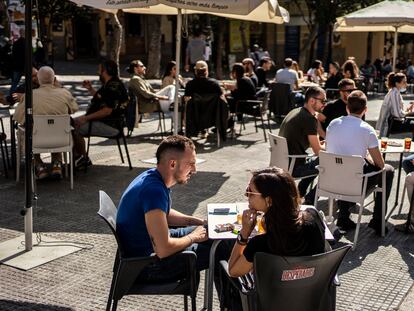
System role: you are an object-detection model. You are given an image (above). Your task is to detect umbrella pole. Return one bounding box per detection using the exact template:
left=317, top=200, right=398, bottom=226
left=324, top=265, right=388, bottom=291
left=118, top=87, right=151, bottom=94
left=392, top=26, right=399, bottom=72
left=24, top=0, right=33, bottom=251
left=173, top=9, right=182, bottom=135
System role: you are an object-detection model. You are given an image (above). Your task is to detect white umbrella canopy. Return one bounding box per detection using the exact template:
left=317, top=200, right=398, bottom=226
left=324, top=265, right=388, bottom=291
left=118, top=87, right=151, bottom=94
left=71, top=0, right=289, bottom=133
left=335, top=0, right=414, bottom=70
left=73, top=0, right=277, bottom=15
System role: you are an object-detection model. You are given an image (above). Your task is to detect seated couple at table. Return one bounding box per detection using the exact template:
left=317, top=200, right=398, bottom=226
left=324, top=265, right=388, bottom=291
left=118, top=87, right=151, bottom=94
left=115, top=135, right=326, bottom=310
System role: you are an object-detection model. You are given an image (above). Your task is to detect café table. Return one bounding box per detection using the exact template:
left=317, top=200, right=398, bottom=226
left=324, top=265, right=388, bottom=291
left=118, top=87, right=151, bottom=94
left=380, top=138, right=414, bottom=212
left=203, top=202, right=334, bottom=311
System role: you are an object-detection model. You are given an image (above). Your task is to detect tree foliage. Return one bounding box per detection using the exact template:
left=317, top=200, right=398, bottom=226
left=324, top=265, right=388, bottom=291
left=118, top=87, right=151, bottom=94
left=284, top=0, right=386, bottom=66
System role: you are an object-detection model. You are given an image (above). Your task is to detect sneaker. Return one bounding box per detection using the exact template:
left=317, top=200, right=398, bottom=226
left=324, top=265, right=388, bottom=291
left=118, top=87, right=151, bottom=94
left=74, top=155, right=92, bottom=170
left=336, top=218, right=357, bottom=231
left=35, top=164, right=49, bottom=180
left=368, top=219, right=389, bottom=236
left=51, top=161, right=63, bottom=179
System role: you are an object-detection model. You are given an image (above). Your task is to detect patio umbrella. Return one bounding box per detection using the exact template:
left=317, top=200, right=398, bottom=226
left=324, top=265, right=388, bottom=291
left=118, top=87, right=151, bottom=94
left=335, top=0, right=414, bottom=71
left=71, top=0, right=289, bottom=134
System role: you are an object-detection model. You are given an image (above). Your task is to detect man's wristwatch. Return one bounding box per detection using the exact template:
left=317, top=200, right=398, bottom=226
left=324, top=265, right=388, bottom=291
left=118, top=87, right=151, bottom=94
left=236, top=233, right=248, bottom=245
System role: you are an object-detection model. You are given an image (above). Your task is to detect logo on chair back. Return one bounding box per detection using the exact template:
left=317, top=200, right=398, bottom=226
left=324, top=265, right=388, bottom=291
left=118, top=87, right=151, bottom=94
left=47, top=119, right=54, bottom=125
left=281, top=266, right=315, bottom=281
left=335, top=157, right=343, bottom=164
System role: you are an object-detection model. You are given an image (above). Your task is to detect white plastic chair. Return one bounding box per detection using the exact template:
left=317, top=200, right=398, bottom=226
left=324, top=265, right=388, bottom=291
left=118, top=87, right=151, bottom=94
left=268, top=132, right=317, bottom=179
left=314, top=152, right=386, bottom=249
left=16, top=115, right=74, bottom=189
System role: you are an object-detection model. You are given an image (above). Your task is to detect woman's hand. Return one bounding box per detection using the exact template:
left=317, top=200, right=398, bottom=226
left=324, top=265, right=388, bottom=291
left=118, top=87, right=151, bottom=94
left=240, top=209, right=257, bottom=238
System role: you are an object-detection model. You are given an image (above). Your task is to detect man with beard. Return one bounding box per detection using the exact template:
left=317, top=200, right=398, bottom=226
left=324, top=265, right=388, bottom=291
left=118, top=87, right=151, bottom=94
left=116, top=135, right=230, bottom=299
left=318, top=78, right=357, bottom=137
left=72, top=59, right=129, bottom=168
left=279, top=86, right=327, bottom=204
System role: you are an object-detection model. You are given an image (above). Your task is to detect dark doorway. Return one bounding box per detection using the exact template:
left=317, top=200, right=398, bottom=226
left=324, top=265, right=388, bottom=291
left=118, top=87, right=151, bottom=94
left=73, top=17, right=98, bottom=58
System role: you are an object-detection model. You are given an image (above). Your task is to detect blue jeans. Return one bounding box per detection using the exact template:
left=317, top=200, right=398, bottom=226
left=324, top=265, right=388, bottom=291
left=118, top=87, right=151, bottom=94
left=292, top=157, right=319, bottom=203
left=9, top=71, right=23, bottom=95
left=138, top=226, right=232, bottom=286
left=402, top=154, right=414, bottom=174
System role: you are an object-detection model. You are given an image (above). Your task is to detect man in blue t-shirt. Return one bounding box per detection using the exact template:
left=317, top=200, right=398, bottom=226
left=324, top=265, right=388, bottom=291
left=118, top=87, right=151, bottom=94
left=116, top=135, right=214, bottom=282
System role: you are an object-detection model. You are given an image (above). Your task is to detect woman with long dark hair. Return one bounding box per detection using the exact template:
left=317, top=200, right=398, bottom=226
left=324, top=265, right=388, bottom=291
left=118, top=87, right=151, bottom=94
left=161, top=60, right=185, bottom=89
left=376, top=72, right=414, bottom=137
left=227, top=167, right=325, bottom=277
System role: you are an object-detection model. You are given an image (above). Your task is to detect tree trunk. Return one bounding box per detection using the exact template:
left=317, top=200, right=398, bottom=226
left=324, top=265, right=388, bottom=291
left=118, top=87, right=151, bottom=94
left=146, top=15, right=162, bottom=78
left=215, top=17, right=225, bottom=80
left=109, top=12, right=122, bottom=76
left=239, top=22, right=248, bottom=57
left=300, top=25, right=318, bottom=69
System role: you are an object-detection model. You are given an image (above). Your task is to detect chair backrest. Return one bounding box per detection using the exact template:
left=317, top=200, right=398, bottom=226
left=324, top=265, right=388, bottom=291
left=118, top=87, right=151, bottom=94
left=33, top=115, right=71, bottom=149
left=269, top=82, right=293, bottom=116
left=254, top=245, right=352, bottom=311
left=318, top=152, right=365, bottom=197
left=268, top=133, right=290, bottom=172
left=186, top=93, right=226, bottom=136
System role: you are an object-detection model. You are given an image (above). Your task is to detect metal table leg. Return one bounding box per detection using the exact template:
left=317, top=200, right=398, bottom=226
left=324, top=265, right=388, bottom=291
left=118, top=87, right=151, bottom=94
left=10, top=115, right=16, bottom=173
left=203, top=239, right=222, bottom=311
left=394, top=153, right=403, bottom=206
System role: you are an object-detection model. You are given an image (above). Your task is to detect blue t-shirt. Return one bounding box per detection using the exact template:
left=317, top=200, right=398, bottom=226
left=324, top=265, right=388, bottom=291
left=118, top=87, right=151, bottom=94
left=116, top=168, right=171, bottom=257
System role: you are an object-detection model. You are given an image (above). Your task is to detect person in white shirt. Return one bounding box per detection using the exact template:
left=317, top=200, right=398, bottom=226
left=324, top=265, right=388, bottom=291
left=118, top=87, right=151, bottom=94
left=275, top=58, right=299, bottom=91
left=326, top=90, right=394, bottom=234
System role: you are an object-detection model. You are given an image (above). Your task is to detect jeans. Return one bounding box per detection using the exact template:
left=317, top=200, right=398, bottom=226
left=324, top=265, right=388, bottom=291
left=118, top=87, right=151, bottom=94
left=9, top=71, right=23, bottom=95
left=138, top=226, right=233, bottom=299
left=402, top=154, right=414, bottom=174
left=337, top=162, right=394, bottom=223
left=292, top=157, right=319, bottom=203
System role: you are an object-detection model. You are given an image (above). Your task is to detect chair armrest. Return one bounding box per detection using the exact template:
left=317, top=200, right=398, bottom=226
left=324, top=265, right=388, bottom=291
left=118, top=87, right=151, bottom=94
left=361, top=168, right=384, bottom=178
left=219, top=260, right=255, bottom=294
left=288, top=154, right=315, bottom=159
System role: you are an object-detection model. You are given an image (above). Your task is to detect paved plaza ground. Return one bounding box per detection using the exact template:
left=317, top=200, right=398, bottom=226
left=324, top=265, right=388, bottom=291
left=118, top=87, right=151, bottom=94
left=0, top=61, right=414, bottom=310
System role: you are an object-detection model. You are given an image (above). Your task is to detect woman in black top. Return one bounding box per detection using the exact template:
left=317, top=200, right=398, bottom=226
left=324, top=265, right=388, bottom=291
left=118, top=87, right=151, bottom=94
left=228, top=167, right=325, bottom=277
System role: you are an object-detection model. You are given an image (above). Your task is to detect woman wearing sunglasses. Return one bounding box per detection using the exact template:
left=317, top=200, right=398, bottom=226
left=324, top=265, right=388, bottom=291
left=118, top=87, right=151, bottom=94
left=227, top=167, right=325, bottom=278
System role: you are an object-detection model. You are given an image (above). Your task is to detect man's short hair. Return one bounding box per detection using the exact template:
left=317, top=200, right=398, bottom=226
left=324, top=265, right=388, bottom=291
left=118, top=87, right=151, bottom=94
left=156, top=135, right=195, bottom=164
left=284, top=58, right=293, bottom=67
left=347, top=90, right=367, bottom=114
left=259, top=57, right=271, bottom=67
left=304, top=85, right=325, bottom=103
left=37, top=66, right=55, bottom=85
left=101, top=59, right=118, bottom=77
left=338, top=78, right=356, bottom=90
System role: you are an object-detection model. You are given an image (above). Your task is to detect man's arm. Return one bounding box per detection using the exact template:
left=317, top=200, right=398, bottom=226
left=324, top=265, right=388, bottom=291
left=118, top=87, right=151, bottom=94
left=167, top=208, right=205, bottom=226
left=145, top=209, right=207, bottom=258
left=308, top=134, right=325, bottom=155
left=367, top=147, right=385, bottom=169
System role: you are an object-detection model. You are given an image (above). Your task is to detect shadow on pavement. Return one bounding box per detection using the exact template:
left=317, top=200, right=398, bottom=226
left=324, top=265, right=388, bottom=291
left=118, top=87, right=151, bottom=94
left=0, top=165, right=228, bottom=235
left=0, top=300, right=74, bottom=311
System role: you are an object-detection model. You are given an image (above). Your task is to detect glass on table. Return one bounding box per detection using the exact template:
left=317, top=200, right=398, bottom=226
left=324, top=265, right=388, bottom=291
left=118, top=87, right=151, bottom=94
left=380, top=137, right=388, bottom=150
left=405, top=137, right=412, bottom=151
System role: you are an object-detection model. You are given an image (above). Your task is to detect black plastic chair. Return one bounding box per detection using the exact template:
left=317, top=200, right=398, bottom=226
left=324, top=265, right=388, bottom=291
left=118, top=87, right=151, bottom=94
left=98, top=190, right=199, bottom=311
left=221, top=244, right=352, bottom=311
left=268, top=83, right=295, bottom=122
left=86, top=114, right=132, bottom=170
left=185, top=93, right=229, bottom=147
left=236, top=90, right=272, bottom=141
